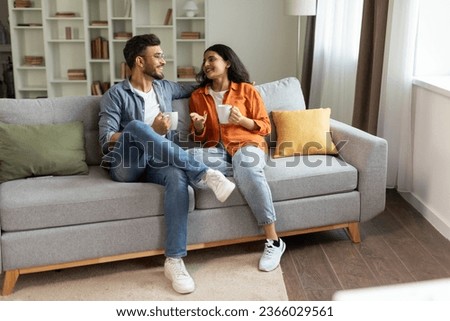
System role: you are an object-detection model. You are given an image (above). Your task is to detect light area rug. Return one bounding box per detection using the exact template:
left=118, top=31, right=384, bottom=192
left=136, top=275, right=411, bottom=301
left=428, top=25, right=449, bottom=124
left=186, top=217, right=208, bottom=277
left=0, top=242, right=288, bottom=301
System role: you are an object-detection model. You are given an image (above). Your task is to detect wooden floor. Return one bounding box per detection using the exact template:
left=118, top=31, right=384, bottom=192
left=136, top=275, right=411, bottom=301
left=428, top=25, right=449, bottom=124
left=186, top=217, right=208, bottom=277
left=280, top=189, right=450, bottom=300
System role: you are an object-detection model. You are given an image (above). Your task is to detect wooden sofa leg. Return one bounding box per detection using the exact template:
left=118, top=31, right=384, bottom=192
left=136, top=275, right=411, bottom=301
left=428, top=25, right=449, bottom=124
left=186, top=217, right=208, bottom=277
left=2, top=270, right=19, bottom=296
left=347, top=222, right=361, bottom=243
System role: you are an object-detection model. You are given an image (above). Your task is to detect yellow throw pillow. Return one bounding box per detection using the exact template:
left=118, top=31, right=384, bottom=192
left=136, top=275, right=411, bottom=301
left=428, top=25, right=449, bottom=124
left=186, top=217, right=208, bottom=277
left=271, top=108, right=338, bottom=158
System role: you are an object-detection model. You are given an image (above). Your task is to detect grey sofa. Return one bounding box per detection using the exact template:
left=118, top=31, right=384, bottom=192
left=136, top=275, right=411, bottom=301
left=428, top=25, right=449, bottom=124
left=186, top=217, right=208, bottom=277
left=0, top=77, right=387, bottom=295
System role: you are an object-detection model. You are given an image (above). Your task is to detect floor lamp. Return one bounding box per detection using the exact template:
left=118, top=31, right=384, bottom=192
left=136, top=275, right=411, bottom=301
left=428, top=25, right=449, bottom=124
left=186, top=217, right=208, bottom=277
left=284, top=0, right=317, bottom=79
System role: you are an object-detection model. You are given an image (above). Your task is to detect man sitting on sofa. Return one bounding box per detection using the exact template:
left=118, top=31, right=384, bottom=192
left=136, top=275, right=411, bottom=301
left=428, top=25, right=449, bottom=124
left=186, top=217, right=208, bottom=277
left=98, top=34, right=235, bottom=294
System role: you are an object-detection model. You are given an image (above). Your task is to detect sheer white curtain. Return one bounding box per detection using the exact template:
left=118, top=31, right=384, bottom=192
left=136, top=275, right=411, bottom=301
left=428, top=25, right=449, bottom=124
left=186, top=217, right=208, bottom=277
left=378, top=0, right=420, bottom=190
left=309, top=0, right=363, bottom=124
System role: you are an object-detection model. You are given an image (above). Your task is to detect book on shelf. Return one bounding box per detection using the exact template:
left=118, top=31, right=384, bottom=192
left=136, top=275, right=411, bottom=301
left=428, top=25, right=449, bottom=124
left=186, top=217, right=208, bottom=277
left=67, top=69, right=86, bottom=74
left=180, top=32, right=201, bottom=39
left=100, top=82, right=111, bottom=93
left=91, top=20, right=108, bottom=26
left=91, top=81, right=111, bottom=96
left=177, top=66, right=196, bottom=79
left=178, top=75, right=196, bottom=79
left=55, top=12, right=77, bottom=18
left=68, top=76, right=87, bottom=80
left=91, top=37, right=109, bottom=59
left=114, top=32, right=132, bottom=40
left=177, top=66, right=195, bottom=73
left=91, top=82, right=101, bottom=96
left=14, top=0, right=32, bottom=8
left=120, top=62, right=131, bottom=79
left=102, top=39, right=109, bottom=59
left=164, top=8, right=173, bottom=25
left=17, top=23, right=43, bottom=27
left=67, top=69, right=86, bottom=80
left=24, top=55, right=44, bottom=66
left=65, top=27, right=72, bottom=40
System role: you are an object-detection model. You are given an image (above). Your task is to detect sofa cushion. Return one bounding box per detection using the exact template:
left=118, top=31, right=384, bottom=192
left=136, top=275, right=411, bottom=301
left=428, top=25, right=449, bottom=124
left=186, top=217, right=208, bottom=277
left=0, top=121, right=88, bottom=183
left=255, top=77, right=306, bottom=147
left=194, top=155, right=357, bottom=209
left=172, top=98, right=200, bottom=149
left=271, top=108, right=338, bottom=158
left=0, top=166, right=195, bottom=232
left=254, top=77, right=306, bottom=112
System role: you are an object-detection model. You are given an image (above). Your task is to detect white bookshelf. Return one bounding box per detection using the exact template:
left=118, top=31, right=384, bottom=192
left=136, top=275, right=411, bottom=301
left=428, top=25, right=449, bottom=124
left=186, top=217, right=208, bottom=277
left=8, top=0, right=208, bottom=98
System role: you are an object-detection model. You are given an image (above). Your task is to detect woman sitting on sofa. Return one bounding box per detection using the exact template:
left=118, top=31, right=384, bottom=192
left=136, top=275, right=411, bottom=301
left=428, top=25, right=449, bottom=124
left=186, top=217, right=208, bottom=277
left=188, top=44, right=286, bottom=272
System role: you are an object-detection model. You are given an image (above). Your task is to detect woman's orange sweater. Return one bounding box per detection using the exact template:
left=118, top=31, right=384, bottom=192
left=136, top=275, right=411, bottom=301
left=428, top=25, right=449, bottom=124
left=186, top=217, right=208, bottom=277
left=189, top=82, right=271, bottom=156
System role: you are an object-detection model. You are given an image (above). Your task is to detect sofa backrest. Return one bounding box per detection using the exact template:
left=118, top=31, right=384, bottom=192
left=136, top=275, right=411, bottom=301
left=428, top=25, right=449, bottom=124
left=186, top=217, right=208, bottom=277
left=0, top=96, right=103, bottom=165
left=255, top=77, right=306, bottom=146
left=255, top=77, right=306, bottom=112
left=0, top=77, right=306, bottom=165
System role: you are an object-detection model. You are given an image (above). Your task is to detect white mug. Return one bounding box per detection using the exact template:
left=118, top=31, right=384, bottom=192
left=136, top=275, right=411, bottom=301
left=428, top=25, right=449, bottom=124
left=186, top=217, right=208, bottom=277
left=217, top=104, right=232, bottom=124
left=163, top=111, right=178, bottom=130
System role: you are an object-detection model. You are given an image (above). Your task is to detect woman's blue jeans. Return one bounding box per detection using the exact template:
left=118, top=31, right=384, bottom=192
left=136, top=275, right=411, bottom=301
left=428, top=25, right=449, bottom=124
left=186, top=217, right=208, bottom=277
left=107, top=120, right=208, bottom=258
left=188, top=145, right=276, bottom=226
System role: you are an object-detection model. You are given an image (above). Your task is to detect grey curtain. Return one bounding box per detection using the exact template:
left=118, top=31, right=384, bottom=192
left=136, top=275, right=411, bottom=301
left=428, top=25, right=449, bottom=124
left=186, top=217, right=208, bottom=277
left=352, top=0, right=390, bottom=134
left=301, top=16, right=316, bottom=109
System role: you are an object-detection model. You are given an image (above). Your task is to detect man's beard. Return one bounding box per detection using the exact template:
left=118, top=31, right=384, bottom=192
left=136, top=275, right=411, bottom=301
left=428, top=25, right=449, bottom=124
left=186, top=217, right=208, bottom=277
left=151, top=70, right=164, bottom=80
left=146, top=66, right=164, bottom=80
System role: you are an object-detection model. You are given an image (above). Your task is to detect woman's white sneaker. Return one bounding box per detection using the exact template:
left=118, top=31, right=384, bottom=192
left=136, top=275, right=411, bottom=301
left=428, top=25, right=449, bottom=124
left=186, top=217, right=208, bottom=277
left=164, top=257, right=195, bottom=294
left=203, top=169, right=235, bottom=202
left=259, top=238, right=286, bottom=272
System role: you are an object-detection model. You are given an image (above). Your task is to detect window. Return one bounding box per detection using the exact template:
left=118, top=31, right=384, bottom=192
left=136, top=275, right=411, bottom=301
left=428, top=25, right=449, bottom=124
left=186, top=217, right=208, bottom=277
left=414, top=0, right=450, bottom=76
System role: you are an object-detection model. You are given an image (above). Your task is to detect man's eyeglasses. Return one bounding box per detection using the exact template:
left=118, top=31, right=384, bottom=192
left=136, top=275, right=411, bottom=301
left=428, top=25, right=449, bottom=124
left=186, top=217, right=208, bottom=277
left=141, top=53, right=166, bottom=60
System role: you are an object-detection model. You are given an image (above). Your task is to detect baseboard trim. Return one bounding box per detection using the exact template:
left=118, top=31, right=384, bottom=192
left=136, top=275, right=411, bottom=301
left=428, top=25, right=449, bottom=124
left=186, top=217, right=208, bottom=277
left=399, top=191, right=450, bottom=240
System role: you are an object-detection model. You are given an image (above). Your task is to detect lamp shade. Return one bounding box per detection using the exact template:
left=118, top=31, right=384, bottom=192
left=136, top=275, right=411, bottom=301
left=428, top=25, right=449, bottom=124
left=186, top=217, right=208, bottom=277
left=284, top=0, right=317, bottom=16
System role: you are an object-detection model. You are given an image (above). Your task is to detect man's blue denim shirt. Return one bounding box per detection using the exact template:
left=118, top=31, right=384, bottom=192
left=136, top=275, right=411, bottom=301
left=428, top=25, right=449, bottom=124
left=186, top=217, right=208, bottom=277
left=98, top=78, right=195, bottom=156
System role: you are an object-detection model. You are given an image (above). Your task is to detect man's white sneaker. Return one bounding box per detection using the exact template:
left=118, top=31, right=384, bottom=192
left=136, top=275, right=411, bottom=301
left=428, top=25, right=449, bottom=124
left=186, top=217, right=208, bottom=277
left=164, top=257, right=195, bottom=294
left=203, top=169, right=235, bottom=202
left=259, top=238, right=286, bottom=272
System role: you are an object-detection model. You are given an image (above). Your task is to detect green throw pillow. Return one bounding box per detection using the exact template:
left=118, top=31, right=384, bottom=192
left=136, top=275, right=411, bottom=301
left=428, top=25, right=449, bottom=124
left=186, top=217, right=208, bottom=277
left=0, top=121, right=88, bottom=183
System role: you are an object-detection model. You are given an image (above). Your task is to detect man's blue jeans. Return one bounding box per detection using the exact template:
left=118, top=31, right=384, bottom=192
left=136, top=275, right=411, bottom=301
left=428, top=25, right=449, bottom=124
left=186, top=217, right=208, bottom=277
left=106, top=120, right=208, bottom=258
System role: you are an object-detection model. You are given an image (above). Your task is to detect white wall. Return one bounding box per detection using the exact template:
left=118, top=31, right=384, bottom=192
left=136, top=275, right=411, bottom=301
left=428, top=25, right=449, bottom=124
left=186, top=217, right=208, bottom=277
left=401, top=83, right=450, bottom=240
left=207, top=0, right=298, bottom=85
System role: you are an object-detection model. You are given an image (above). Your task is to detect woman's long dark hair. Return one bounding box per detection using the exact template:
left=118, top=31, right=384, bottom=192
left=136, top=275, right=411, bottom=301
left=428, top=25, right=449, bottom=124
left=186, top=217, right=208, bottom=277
left=196, top=44, right=251, bottom=87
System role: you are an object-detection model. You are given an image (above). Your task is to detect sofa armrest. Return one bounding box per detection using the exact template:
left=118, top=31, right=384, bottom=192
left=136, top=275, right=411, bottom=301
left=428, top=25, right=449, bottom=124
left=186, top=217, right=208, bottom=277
left=330, top=119, right=388, bottom=222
